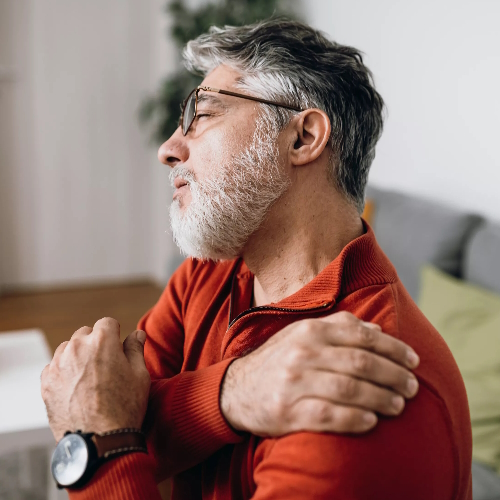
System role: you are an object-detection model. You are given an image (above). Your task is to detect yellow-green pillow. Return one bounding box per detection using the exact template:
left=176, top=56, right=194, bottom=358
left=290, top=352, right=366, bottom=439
left=418, top=265, right=500, bottom=472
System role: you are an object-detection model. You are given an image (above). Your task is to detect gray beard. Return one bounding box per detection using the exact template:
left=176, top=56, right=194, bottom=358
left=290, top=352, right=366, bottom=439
left=169, top=115, right=290, bottom=261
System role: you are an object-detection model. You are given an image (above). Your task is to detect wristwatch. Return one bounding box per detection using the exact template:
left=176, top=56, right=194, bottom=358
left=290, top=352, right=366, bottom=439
left=50, top=428, right=148, bottom=489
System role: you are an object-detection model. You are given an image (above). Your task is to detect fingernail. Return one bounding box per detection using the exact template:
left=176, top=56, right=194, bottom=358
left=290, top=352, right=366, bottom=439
left=407, top=350, right=420, bottom=368
left=392, top=395, right=404, bottom=412
left=407, top=377, right=419, bottom=396
left=136, top=330, right=147, bottom=345
left=363, top=412, right=377, bottom=427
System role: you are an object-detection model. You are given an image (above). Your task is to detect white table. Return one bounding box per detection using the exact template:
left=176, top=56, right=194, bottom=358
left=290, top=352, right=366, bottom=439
left=0, top=329, right=67, bottom=499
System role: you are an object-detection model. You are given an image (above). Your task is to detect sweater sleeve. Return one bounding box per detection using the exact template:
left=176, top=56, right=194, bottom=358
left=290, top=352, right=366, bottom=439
left=251, top=383, right=457, bottom=500
left=68, top=259, right=242, bottom=499
left=139, top=259, right=243, bottom=482
left=68, top=454, right=161, bottom=500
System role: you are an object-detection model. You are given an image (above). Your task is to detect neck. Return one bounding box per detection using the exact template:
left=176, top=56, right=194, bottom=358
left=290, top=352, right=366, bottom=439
left=242, top=183, right=364, bottom=307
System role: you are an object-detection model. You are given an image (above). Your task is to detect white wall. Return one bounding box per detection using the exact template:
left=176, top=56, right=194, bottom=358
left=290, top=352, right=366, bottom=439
left=3, top=0, right=498, bottom=290
left=306, top=0, right=500, bottom=220
left=0, top=0, right=177, bottom=290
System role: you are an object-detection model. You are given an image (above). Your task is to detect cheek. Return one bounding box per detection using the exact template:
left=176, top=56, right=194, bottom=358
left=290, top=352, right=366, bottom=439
left=190, top=122, right=254, bottom=180
left=191, top=130, right=229, bottom=180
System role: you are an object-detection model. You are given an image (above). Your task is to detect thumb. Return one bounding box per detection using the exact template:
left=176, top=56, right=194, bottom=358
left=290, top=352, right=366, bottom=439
left=123, top=330, right=147, bottom=370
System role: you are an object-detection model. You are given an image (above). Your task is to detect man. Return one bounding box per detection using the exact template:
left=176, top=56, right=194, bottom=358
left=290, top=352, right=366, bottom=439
left=41, top=19, right=472, bottom=499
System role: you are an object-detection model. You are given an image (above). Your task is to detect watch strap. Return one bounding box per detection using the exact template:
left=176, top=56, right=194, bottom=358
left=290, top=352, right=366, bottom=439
left=92, top=428, right=148, bottom=460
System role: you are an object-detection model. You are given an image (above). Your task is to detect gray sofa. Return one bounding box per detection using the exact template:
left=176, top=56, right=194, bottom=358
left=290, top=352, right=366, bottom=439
left=367, top=185, right=500, bottom=500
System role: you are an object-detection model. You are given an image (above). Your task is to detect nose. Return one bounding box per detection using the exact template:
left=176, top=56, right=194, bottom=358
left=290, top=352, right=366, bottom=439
left=157, top=127, right=189, bottom=168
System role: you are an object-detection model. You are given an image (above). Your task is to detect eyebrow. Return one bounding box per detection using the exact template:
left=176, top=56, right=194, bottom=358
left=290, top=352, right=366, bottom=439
left=196, top=93, right=229, bottom=109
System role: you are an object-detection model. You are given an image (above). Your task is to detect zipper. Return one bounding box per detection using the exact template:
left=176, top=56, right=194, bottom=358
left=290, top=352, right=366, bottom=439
left=227, top=301, right=332, bottom=330
left=226, top=259, right=334, bottom=330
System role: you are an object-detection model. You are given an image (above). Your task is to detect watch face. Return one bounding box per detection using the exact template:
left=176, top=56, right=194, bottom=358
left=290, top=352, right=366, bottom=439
left=51, top=434, right=89, bottom=487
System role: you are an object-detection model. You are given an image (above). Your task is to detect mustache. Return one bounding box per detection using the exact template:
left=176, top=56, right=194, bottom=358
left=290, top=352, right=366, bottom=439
left=169, top=164, right=197, bottom=189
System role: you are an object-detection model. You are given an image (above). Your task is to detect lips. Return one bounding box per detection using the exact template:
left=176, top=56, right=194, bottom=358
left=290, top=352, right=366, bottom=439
left=173, top=176, right=190, bottom=202
left=174, top=177, right=188, bottom=189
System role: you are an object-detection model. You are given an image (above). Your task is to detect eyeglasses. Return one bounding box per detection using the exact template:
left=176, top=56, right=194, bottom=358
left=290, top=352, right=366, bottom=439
left=179, top=86, right=303, bottom=136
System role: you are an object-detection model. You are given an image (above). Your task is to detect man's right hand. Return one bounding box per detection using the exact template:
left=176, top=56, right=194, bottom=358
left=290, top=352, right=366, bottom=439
left=220, top=311, right=419, bottom=436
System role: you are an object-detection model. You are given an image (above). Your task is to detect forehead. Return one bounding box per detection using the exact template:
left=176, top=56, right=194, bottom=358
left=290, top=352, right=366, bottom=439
left=201, top=64, right=244, bottom=92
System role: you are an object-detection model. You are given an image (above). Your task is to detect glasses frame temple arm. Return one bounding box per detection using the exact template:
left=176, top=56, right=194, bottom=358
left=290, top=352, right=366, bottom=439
left=198, top=86, right=303, bottom=112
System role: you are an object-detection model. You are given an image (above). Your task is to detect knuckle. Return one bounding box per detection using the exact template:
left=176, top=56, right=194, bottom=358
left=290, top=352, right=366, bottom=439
left=72, top=326, right=91, bottom=338
left=281, top=364, right=301, bottom=385
left=53, top=341, right=68, bottom=358
left=303, top=399, right=331, bottom=425
left=315, top=401, right=331, bottom=424
left=96, top=316, right=118, bottom=327
left=357, top=324, right=376, bottom=347
left=336, top=375, right=358, bottom=399
left=336, top=311, right=355, bottom=324
left=303, top=320, right=329, bottom=344
left=295, top=319, right=315, bottom=338
left=352, top=350, right=372, bottom=374
left=286, top=344, right=310, bottom=367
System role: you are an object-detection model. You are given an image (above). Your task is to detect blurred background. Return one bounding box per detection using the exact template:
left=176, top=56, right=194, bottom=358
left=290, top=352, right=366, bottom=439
left=0, top=0, right=499, bottom=499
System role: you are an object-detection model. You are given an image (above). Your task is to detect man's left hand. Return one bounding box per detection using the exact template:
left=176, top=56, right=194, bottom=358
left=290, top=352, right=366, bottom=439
left=41, top=317, right=150, bottom=442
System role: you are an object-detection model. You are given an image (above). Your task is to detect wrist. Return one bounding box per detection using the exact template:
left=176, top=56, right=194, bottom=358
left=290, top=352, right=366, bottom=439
left=220, top=358, right=246, bottom=432
left=51, top=428, right=148, bottom=489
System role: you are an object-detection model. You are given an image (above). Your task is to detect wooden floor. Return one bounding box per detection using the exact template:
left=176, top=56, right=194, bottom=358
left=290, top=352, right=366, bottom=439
left=0, top=280, right=173, bottom=498
left=0, top=281, right=164, bottom=352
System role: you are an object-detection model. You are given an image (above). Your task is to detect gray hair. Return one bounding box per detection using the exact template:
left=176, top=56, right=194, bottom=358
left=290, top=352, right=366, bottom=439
left=183, top=18, right=385, bottom=213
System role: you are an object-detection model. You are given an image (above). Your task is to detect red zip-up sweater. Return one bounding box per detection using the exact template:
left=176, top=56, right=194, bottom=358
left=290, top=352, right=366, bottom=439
left=69, top=225, right=472, bottom=499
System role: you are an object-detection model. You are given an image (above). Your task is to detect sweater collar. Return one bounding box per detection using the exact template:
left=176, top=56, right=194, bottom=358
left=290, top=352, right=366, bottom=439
left=236, top=222, right=397, bottom=309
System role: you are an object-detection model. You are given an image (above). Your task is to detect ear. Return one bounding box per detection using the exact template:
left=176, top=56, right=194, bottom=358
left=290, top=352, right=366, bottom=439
left=289, top=108, right=331, bottom=166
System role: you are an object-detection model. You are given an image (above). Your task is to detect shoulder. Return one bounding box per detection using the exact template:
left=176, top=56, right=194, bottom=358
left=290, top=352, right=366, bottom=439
left=252, top=383, right=457, bottom=500
left=336, top=282, right=400, bottom=336
left=321, top=280, right=472, bottom=499
left=337, top=279, right=458, bottom=369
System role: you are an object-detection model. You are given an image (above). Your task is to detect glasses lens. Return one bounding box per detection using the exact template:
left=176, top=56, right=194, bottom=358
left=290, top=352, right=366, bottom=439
left=182, top=91, right=196, bottom=135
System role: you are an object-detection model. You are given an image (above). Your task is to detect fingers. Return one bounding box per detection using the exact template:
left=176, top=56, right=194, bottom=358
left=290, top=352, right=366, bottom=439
left=93, top=317, right=120, bottom=338
left=71, top=326, right=92, bottom=340
left=53, top=340, right=69, bottom=359
left=299, top=370, right=406, bottom=417
left=315, top=346, right=419, bottom=398
left=90, top=317, right=122, bottom=351
left=123, top=330, right=148, bottom=372
left=53, top=320, right=121, bottom=366
left=289, top=398, right=377, bottom=434
left=368, top=330, right=419, bottom=369
left=318, top=312, right=420, bottom=369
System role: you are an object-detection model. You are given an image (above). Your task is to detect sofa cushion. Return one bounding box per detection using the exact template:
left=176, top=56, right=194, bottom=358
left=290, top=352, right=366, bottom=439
left=464, top=221, right=500, bottom=295
left=365, top=186, right=482, bottom=299
left=472, top=461, right=500, bottom=500
left=418, top=265, right=500, bottom=473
